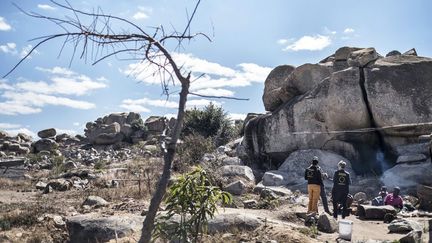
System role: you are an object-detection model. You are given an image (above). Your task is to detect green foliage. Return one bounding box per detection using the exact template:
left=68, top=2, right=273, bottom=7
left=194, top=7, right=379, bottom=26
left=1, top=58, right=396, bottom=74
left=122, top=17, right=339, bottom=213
left=94, top=159, right=107, bottom=170
left=182, top=103, right=236, bottom=146
left=175, top=134, right=215, bottom=171
left=153, top=167, right=232, bottom=242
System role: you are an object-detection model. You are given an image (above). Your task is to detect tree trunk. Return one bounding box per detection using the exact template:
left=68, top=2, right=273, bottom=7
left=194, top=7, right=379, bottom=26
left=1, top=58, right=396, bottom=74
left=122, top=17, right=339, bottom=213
left=139, top=80, right=189, bottom=243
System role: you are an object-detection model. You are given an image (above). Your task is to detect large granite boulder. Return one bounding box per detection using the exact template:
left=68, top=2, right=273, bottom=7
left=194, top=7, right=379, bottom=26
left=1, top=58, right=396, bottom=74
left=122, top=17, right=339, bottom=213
left=381, top=160, right=432, bottom=192
left=262, top=65, right=295, bottom=111
left=67, top=213, right=144, bottom=243
left=32, top=138, right=59, bottom=153
left=245, top=46, right=432, bottom=183
left=365, top=55, right=432, bottom=148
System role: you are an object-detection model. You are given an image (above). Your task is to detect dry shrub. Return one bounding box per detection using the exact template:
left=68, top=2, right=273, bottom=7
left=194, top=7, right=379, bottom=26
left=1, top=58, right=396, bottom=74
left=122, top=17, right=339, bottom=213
left=91, top=157, right=163, bottom=201
left=174, top=134, right=215, bottom=173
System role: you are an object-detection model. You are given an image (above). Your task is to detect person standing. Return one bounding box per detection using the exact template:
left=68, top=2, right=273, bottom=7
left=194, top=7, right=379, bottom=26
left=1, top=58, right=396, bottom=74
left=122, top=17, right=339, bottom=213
left=304, top=156, right=323, bottom=214
left=332, top=160, right=351, bottom=219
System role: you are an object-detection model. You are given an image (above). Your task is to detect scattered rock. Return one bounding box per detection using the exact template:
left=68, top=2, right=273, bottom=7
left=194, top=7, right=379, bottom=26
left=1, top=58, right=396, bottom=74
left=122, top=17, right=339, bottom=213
left=388, top=218, right=422, bottom=233
left=262, top=170, right=289, bottom=186
left=220, top=165, right=255, bottom=183
left=35, top=181, right=47, bottom=190
left=317, top=213, right=338, bottom=233
left=399, top=230, right=422, bottom=243
left=82, top=196, right=109, bottom=208
left=221, top=157, right=243, bottom=166
left=38, top=128, right=57, bottom=139
left=243, top=200, right=258, bottom=209
left=403, top=48, right=417, bottom=56
left=224, top=180, right=247, bottom=195
left=417, top=184, right=432, bottom=211
left=45, top=179, right=72, bottom=192
left=33, top=138, right=58, bottom=153
left=207, top=213, right=263, bottom=234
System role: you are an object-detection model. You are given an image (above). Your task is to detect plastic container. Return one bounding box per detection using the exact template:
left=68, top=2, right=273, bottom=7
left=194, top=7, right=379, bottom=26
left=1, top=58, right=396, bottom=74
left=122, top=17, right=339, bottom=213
left=338, top=219, right=353, bottom=241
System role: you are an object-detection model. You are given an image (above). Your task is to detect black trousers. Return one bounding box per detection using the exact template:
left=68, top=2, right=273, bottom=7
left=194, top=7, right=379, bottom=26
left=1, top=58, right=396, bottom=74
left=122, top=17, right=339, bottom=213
left=332, top=193, right=348, bottom=219
left=320, top=184, right=330, bottom=213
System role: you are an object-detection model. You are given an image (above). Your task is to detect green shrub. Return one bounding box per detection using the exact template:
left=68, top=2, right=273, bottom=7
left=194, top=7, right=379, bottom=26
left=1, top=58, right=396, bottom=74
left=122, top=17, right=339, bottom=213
left=153, top=167, right=232, bottom=242
left=182, top=103, right=236, bottom=146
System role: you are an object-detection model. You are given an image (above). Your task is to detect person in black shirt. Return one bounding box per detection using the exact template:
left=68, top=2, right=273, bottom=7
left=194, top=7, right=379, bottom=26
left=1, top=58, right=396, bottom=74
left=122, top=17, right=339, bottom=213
left=304, top=156, right=323, bottom=213
left=331, top=160, right=351, bottom=219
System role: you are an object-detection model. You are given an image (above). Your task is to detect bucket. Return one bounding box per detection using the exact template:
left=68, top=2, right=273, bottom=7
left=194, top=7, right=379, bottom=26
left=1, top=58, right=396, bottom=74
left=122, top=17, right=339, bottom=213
left=338, top=219, right=353, bottom=241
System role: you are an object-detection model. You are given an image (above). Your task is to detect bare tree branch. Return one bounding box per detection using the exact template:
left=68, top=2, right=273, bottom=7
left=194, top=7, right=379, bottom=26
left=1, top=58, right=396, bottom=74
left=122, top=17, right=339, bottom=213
left=189, top=92, right=249, bottom=101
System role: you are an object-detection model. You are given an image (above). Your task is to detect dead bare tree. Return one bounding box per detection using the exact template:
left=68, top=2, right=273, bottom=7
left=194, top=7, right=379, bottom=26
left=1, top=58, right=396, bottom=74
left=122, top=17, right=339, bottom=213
left=3, top=0, right=223, bottom=242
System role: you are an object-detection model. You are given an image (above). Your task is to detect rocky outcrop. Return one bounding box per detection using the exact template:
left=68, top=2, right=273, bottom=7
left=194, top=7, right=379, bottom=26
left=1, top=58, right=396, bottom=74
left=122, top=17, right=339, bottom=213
left=85, top=112, right=148, bottom=145
left=381, top=160, right=432, bottom=192
left=245, top=47, right=432, bottom=178
left=38, top=128, right=56, bottom=139
left=0, top=131, right=32, bottom=156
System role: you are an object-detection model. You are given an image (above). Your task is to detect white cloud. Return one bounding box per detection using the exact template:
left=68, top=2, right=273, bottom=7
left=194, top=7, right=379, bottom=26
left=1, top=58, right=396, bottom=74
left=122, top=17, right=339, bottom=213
left=186, top=99, right=221, bottom=108
left=37, top=4, right=56, bottom=11
left=4, top=128, right=36, bottom=138
left=2, top=91, right=96, bottom=111
left=73, top=122, right=80, bottom=126
left=344, top=28, right=355, bottom=34
left=193, top=88, right=234, bottom=97
left=56, top=128, right=77, bottom=135
left=277, top=39, right=288, bottom=45
left=0, top=67, right=106, bottom=115
left=20, top=45, right=39, bottom=58
left=282, top=35, right=331, bottom=51
left=0, top=17, right=11, bottom=31
left=0, top=123, right=22, bottom=129
left=18, top=66, right=107, bottom=96
left=0, top=42, right=17, bottom=54
left=133, top=12, right=149, bottom=20
left=123, top=52, right=271, bottom=94
left=228, top=113, right=247, bottom=121
left=119, top=103, right=151, bottom=113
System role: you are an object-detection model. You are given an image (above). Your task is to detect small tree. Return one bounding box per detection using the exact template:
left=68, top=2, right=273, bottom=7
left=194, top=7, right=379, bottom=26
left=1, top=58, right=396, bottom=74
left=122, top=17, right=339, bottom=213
left=153, top=167, right=232, bottom=242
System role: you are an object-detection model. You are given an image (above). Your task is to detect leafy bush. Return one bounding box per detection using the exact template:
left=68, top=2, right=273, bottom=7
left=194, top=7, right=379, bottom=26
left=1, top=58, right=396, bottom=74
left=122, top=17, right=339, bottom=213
left=182, top=103, right=236, bottom=146
left=153, top=167, right=232, bottom=242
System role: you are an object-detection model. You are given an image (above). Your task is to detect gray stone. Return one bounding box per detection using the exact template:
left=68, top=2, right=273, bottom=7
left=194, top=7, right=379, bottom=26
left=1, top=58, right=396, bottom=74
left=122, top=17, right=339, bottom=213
left=388, top=218, right=422, bottom=233
left=396, top=154, right=427, bottom=164
left=221, top=157, right=243, bottom=166
left=243, top=200, right=258, bottom=209
left=207, top=213, right=262, bottom=234
left=353, top=192, right=367, bottom=203
left=347, top=48, right=379, bottom=67
left=220, top=165, right=255, bottom=183
left=93, top=132, right=124, bottom=145
left=403, top=48, right=417, bottom=56
left=46, top=179, right=72, bottom=192
left=278, top=149, right=353, bottom=189
left=357, top=205, right=396, bottom=219
left=417, top=184, right=432, bottom=211
left=253, top=182, right=293, bottom=197
left=386, top=50, right=401, bottom=57
left=317, top=213, right=338, bottom=233
left=64, top=161, right=78, bottom=170
left=399, top=230, right=422, bottom=243
left=35, top=181, right=47, bottom=190
left=33, top=138, right=58, bottom=152
left=335, top=46, right=362, bottom=61
left=262, top=170, right=290, bottom=186
left=262, top=65, right=296, bottom=111
left=145, top=116, right=166, bottom=132
left=67, top=213, right=144, bottom=243
left=381, top=161, right=432, bottom=192
left=38, top=128, right=57, bottom=139
left=224, top=180, right=247, bottom=195
left=395, top=143, right=430, bottom=157
left=82, top=196, right=109, bottom=208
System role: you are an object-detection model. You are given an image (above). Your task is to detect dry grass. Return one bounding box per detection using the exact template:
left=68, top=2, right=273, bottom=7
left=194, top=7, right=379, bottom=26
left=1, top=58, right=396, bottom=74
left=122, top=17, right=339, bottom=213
left=0, top=178, right=31, bottom=190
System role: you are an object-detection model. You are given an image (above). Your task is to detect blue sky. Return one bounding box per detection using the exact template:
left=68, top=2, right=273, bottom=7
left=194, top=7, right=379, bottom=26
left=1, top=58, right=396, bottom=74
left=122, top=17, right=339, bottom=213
left=1, top=0, right=432, bottom=137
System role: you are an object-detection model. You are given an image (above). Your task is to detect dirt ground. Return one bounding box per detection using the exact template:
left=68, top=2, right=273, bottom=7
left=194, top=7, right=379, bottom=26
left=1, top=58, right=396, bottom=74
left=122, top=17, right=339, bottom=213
left=1, top=182, right=431, bottom=243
